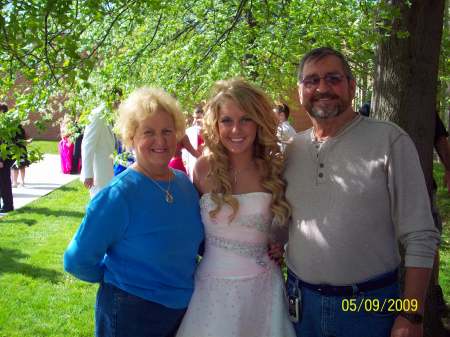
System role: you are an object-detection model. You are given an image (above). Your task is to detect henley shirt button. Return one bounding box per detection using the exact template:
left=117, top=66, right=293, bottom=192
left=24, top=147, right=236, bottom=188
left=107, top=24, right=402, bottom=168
left=318, top=172, right=324, bottom=178
left=319, top=163, right=324, bottom=168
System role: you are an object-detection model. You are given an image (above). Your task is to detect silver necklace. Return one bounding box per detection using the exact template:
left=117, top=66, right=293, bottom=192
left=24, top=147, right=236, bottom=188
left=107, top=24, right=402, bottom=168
left=139, top=165, right=174, bottom=203
left=230, top=161, right=255, bottom=185
left=151, top=177, right=174, bottom=203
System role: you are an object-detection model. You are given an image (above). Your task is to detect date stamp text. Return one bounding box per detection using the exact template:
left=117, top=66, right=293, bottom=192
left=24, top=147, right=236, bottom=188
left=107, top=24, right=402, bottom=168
left=341, top=298, right=418, bottom=313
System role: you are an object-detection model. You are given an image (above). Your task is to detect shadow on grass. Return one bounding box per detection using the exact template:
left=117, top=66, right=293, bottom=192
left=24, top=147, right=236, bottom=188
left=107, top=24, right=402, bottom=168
left=58, top=185, right=78, bottom=192
left=0, top=218, right=37, bottom=226
left=0, top=247, right=62, bottom=283
left=14, top=206, right=85, bottom=219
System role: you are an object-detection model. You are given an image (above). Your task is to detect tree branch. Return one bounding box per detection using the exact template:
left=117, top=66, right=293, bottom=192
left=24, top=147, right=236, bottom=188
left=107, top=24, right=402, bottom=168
left=0, top=17, right=30, bottom=69
left=124, top=19, right=199, bottom=70
left=129, top=12, right=163, bottom=66
left=178, top=0, right=248, bottom=82
left=44, top=11, right=59, bottom=85
left=85, top=0, right=138, bottom=61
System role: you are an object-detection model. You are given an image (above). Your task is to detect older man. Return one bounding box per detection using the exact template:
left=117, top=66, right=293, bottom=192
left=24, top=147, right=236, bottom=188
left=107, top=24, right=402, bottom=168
left=284, top=47, right=439, bottom=337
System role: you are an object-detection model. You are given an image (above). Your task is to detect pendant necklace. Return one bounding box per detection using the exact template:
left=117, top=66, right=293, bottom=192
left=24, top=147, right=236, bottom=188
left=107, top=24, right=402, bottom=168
left=230, top=161, right=255, bottom=185
left=139, top=165, right=174, bottom=203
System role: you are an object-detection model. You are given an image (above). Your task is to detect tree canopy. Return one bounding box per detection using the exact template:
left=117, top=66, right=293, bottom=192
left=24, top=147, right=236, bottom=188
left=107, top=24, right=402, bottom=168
left=0, top=0, right=447, bottom=123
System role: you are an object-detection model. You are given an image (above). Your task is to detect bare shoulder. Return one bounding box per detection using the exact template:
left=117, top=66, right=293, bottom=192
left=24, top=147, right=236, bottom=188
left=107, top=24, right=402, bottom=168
left=193, top=156, right=212, bottom=194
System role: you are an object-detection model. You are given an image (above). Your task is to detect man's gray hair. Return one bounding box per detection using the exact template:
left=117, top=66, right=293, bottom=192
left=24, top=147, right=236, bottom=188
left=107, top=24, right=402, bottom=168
left=297, top=47, right=354, bottom=81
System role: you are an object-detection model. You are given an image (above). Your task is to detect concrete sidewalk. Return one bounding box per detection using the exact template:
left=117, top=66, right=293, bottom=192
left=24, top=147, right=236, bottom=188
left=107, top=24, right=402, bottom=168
left=0, top=154, right=78, bottom=216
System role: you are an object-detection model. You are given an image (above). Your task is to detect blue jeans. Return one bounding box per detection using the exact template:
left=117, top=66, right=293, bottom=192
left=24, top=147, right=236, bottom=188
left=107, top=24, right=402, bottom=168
left=95, top=282, right=186, bottom=337
left=286, top=271, right=400, bottom=337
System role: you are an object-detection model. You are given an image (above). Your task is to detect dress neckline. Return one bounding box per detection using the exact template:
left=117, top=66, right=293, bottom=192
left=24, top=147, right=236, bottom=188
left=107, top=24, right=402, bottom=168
left=200, top=191, right=271, bottom=201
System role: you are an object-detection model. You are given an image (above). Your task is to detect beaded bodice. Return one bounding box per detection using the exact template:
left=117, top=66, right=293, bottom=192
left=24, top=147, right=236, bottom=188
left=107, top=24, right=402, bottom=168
left=198, top=192, right=273, bottom=276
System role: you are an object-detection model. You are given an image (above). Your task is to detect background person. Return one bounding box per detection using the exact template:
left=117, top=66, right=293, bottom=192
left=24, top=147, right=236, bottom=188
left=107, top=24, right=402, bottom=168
left=275, top=102, right=296, bottom=152
left=431, top=111, right=450, bottom=316
left=182, top=104, right=204, bottom=179
left=80, top=89, right=122, bottom=198
left=64, top=87, right=204, bottom=337
left=358, top=101, right=371, bottom=117
left=168, top=134, right=202, bottom=174
left=11, top=123, right=30, bottom=187
left=0, top=102, right=14, bottom=213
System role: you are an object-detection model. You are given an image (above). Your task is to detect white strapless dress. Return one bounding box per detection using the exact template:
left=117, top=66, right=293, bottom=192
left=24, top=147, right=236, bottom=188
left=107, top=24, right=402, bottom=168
left=176, top=192, right=295, bottom=337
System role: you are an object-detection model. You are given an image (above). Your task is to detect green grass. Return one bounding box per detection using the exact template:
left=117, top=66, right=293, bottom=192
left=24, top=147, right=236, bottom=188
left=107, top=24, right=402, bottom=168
left=0, top=180, right=93, bottom=337
left=31, top=140, right=59, bottom=155
left=0, top=166, right=448, bottom=336
left=434, top=163, right=450, bottom=302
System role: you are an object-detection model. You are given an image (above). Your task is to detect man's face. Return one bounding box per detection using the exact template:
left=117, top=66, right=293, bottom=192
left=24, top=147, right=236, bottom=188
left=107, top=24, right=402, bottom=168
left=298, top=55, right=355, bottom=120
left=278, top=112, right=287, bottom=123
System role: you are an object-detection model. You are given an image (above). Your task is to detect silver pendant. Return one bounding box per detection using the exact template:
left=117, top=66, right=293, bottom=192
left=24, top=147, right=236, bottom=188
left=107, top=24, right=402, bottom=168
left=165, top=191, right=174, bottom=203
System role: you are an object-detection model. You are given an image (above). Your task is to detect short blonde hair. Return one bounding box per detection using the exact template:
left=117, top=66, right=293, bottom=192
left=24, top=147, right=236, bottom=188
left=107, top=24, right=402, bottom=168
left=116, top=87, right=185, bottom=148
left=203, top=78, right=291, bottom=228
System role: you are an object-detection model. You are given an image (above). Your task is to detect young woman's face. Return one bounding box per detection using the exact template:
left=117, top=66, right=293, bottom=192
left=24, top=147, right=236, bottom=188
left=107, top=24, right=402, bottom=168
left=217, top=99, right=257, bottom=157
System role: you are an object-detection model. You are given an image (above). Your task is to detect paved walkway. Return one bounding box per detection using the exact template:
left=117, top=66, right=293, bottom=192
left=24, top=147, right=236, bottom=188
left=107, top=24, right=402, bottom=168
left=0, top=154, right=78, bottom=216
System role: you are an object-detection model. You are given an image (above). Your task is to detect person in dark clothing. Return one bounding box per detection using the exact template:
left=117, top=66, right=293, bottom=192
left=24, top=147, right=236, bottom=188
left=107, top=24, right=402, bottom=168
left=0, top=102, right=14, bottom=213
left=358, top=101, right=370, bottom=117
left=70, top=123, right=83, bottom=174
left=432, top=111, right=450, bottom=316
left=11, top=124, right=30, bottom=187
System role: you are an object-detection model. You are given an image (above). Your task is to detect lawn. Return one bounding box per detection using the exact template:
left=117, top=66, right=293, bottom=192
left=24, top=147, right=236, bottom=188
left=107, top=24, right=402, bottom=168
left=0, top=181, right=94, bottom=337
left=0, top=166, right=448, bottom=336
left=30, top=140, right=59, bottom=155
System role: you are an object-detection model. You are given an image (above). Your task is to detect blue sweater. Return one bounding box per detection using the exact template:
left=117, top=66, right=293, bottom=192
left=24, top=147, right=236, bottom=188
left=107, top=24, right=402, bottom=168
left=64, top=168, right=204, bottom=309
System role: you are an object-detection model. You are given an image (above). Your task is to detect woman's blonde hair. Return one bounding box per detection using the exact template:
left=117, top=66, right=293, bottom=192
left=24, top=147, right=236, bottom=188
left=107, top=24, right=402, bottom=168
left=115, top=87, right=185, bottom=148
left=203, top=78, right=291, bottom=227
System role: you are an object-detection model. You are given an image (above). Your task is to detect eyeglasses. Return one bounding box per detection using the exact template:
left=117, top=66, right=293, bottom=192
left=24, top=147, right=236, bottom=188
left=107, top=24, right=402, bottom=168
left=300, top=73, right=347, bottom=89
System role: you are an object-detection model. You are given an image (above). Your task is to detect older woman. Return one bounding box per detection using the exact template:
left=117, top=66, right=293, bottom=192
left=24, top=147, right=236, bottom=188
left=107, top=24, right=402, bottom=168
left=64, top=87, right=204, bottom=337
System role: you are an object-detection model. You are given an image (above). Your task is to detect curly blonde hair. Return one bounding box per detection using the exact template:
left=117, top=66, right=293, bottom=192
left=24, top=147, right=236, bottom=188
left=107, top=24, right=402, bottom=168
left=115, top=87, right=185, bottom=148
left=203, top=78, right=291, bottom=228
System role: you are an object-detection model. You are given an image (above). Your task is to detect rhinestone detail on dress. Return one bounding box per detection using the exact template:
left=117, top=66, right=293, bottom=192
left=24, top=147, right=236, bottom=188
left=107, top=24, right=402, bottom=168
left=206, top=234, right=268, bottom=267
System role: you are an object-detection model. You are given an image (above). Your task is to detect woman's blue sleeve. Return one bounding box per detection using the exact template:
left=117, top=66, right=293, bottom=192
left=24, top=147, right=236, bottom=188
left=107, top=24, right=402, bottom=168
left=63, top=188, right=129, bottom=282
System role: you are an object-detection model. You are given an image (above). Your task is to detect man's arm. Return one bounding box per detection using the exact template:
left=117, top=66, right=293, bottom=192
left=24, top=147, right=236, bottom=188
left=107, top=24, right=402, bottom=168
left=388, top=134, right=440, bottom=337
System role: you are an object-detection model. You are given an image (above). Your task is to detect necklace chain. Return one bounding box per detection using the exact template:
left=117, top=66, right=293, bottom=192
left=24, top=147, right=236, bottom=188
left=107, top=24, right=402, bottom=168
left=230, top=161, right=255, bottom=185
left=138, top=165, right=174, bottom=203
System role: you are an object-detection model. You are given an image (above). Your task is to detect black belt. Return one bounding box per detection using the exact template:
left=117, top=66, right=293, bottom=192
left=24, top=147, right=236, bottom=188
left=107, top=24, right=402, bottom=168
left=288, top=268, right=398, bottom=296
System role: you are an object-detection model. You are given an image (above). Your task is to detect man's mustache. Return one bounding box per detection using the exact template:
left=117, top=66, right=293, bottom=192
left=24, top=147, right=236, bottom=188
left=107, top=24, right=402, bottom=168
left=312, top=93, right=339, bottom=101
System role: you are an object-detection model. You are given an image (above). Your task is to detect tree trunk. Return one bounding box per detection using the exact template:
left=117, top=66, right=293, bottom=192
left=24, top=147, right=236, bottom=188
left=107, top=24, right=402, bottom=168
left=372, top=1, right=445, bottom=336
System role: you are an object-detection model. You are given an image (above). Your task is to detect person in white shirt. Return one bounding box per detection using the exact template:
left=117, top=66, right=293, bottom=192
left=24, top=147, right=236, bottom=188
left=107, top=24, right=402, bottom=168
left=81, top=89, right=122, bottom=198
left=275, top=103, right=296, bottom=152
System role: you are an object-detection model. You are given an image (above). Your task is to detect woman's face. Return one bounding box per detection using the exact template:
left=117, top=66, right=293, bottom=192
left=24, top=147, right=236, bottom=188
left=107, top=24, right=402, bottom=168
left=217, top=99, right=257, bottom=158
left=132, top=110, right=177, bottom=171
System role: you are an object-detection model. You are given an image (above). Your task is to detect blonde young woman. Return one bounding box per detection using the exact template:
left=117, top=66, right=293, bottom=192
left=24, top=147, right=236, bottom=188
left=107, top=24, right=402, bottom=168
left=176, top=79, right=295, bottom=337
